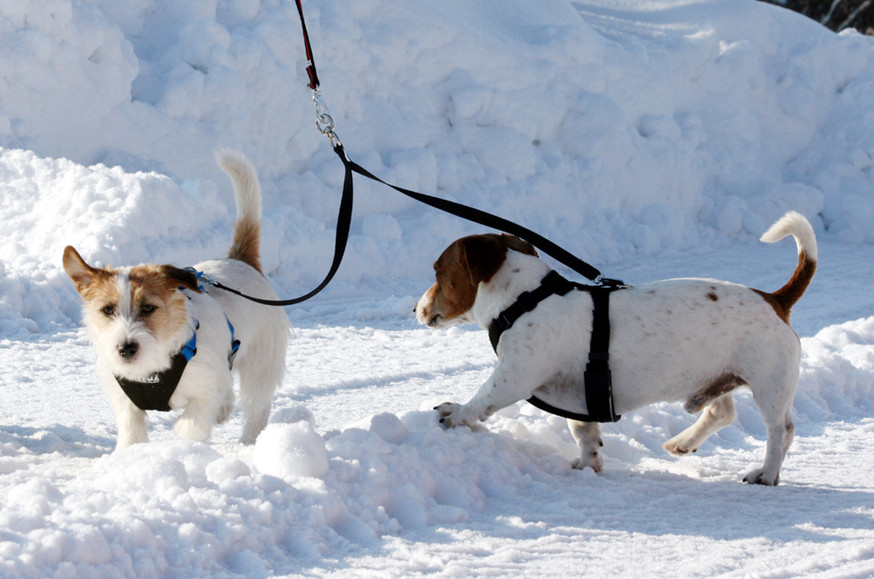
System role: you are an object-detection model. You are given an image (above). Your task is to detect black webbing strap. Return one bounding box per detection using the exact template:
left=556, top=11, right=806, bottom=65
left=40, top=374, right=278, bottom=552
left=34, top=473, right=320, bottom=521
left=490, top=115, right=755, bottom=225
left=209, top=146, right=354, bottom=306
left=488, top=271, right=579, bottom=351
left=488, top=271, right=623, bottom=423
left=582, top=286, right=620, bottom=422
left=212, top=1, right=608, bottom=307
left=115, top=352, right=189, bottom=412
left=338, top=146, right=604, bottom=282
left=210, top=143, right=606, bottom=306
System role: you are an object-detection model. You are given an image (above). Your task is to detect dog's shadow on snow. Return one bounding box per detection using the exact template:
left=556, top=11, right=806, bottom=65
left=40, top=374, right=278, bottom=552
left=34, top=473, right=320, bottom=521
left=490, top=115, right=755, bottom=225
left=0, top=423, right=113, bottom=459
left=315, top=468, right=874, bottom=575
left=555, top=469, right=874, bottom=542
left=310, top=419, right=874, bottom=574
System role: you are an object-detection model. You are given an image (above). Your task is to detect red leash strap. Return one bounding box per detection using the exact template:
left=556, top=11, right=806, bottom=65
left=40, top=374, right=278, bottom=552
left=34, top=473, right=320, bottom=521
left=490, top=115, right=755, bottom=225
left=294, top=0, right=320, bottom=90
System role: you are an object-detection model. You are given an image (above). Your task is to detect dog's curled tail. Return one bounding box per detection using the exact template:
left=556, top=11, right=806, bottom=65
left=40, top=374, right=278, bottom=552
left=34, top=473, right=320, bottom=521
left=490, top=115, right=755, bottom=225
left=216, top=150, right=262, bottom=273
left=760, top=211, right=817, bottom=313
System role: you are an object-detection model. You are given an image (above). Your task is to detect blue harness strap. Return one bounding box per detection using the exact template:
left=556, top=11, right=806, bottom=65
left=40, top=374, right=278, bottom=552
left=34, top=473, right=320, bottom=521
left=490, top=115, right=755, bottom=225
left=227, top=319, right=240, bottom=369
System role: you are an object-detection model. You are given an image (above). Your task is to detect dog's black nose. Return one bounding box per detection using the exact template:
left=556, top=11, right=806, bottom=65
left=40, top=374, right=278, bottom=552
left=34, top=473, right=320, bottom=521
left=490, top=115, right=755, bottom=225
left=118, top=342, right=139, bottom=359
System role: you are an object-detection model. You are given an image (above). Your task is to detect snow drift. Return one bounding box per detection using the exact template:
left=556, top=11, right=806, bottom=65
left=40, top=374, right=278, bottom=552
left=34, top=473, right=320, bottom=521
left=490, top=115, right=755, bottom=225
left=2, top=0, right=874, bottom=577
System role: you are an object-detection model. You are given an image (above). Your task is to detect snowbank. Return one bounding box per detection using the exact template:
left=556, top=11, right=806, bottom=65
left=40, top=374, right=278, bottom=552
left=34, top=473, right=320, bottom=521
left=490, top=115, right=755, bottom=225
left=2, top=0, right=874, bottom=336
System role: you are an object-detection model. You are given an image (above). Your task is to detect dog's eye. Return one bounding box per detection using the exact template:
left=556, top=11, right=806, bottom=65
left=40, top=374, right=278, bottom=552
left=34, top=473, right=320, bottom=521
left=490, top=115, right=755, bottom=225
left=140, top=304, right=158, bottom=316
left=101, top=304, right=116, bottom=317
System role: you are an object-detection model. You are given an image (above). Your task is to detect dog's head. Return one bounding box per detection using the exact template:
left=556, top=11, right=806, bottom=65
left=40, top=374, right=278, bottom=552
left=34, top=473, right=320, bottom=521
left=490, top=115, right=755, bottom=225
left=414, top=234, right=537, bottom=328
left=63, top=246, right=201, bottom=377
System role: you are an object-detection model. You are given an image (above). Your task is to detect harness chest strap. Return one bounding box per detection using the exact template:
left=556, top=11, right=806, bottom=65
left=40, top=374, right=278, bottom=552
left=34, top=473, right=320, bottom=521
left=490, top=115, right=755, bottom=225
left=488, top=271, right=624, bottom=423
left=116, top=327, right=198, bottom=412
left=114, top=279, right=242, bottom=412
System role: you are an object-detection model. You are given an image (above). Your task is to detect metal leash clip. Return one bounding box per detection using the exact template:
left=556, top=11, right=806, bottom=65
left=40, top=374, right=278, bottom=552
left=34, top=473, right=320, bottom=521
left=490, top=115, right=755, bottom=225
left=313, top=89, right=341, bottom=147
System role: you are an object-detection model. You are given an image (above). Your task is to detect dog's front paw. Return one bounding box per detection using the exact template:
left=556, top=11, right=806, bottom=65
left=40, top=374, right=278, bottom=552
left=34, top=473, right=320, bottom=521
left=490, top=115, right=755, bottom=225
left=174, top=416, right=212, bottom=442
left=663, top=438, right=698, bottom=456
left=571, top=453, right=603, bottom=473
left=434, top=402, right=469, bottom=428
left=743, top=468, right=780, bottom=486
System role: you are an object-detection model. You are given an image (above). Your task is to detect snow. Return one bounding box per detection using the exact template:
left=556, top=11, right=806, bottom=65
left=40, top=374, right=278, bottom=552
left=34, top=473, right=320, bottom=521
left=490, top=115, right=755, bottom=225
left=1, top=0, right=874, bottom=576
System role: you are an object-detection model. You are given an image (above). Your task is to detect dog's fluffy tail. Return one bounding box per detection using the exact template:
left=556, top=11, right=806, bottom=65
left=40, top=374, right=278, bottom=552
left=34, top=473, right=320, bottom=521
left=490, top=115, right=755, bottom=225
left=216, top=150, right=262, bottom=273
left=760, top=211, right=817, bottom=314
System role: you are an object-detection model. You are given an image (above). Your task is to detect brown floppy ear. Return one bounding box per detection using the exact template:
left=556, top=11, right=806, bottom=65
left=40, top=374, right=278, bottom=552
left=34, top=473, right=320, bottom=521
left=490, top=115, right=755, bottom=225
left=161, top=266, right=203, bottom=293
left=62, top=246, right=106, bottom=293
left=499, top=234, right=538, bottom=257
left=459, top=235, right=509, bottom=285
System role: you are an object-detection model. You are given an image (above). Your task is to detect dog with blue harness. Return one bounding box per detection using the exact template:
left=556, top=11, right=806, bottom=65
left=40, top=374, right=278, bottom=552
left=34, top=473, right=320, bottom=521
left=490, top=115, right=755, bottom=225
left=63, top=151, right=288, bottom=450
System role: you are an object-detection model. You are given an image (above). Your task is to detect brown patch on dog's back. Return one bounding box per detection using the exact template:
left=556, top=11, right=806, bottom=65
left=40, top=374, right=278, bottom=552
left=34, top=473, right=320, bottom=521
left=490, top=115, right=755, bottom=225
left=684, top=373, right=746, bottom=413
left=754, top=290, right=789, bottom=324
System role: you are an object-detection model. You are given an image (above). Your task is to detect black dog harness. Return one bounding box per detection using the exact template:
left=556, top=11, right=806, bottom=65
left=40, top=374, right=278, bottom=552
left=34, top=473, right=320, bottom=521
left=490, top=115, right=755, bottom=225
left=115, top=278, right=241, bottom=412
left=488, top=270, right=625, bottom=423
left=116, top=327, right=199, bottom=412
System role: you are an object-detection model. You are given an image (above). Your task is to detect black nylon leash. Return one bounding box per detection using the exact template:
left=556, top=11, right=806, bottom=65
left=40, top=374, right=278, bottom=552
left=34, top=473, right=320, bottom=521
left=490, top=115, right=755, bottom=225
left=207, top=145, right=354, bottom=306
left=283, top=0, right=624, bottom=424
left=212, top=2, right=610, bottom=306
left=338, top=145, right=604, bottom=282
left=208, top=138, right=608, bottom=306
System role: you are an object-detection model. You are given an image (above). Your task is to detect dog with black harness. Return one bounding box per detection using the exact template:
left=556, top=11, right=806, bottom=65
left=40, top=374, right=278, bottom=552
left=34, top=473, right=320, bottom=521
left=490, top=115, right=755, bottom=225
left=415, top=212, right=816, bottom=486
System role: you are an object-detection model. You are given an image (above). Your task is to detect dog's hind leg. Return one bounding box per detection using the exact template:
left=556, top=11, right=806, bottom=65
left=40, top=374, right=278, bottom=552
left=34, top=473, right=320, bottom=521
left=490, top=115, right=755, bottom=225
left=568, top=420, right=603, bottom=472
left=742, top=359, right=799, bottom=485
left=664, top=393, right=736, bottom=456
left=743, top=407, right=795, bottom=486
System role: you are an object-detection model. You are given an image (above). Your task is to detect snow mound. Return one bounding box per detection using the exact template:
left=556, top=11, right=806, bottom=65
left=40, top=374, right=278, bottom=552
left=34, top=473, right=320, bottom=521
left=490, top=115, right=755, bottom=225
left=1, top=0, right=873, bottom=336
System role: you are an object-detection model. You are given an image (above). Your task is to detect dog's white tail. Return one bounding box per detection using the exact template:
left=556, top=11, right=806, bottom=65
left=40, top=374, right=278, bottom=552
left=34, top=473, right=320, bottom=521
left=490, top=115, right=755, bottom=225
left=760, top=211, right=817, bottom=314
left=216, top=150, right=262, bottom=273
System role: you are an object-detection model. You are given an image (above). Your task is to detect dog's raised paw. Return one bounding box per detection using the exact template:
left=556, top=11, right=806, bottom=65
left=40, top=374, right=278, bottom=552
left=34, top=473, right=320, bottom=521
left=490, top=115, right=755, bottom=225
left=662, top=437, right=699, bottom=456
left=434, top=402, right=464, bottom=427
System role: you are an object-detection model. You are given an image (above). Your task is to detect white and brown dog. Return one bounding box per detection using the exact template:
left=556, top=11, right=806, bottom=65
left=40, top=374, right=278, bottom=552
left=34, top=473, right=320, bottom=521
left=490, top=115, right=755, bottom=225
left=63, top=151, right=288, bottom=450
left=415, top=212, right=816, bottom=485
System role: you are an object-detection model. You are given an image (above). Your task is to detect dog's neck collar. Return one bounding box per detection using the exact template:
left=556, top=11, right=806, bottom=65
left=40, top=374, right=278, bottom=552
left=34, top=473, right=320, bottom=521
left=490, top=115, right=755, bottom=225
left=488, top=270, right=626, bottom=423
left=115, top=325, right=198, bottom=412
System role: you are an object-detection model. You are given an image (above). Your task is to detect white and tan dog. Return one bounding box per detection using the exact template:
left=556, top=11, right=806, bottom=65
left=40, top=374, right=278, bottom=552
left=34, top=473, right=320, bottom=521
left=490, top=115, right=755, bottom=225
left=415, top=212, right=816, bottom=485
left=63, top=151, right=288, bottom=450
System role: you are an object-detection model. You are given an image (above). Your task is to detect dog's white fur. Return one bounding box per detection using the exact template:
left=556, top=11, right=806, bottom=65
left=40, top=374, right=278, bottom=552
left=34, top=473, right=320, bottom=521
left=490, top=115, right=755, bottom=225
left=63, top=151, right=288, bottom=449
left=415, top=211, right=817, bottom=485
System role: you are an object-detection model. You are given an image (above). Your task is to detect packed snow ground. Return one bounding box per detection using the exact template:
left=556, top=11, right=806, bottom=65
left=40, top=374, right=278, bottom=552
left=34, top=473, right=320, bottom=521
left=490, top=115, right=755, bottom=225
left=1, top=0, right=874, bottom=577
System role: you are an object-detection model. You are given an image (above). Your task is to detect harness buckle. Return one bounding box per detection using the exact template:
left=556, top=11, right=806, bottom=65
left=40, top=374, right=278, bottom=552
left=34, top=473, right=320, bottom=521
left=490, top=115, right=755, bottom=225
left=596, top=276, right=626, bottom=289
left=182, top=267, right=217, bottom=289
